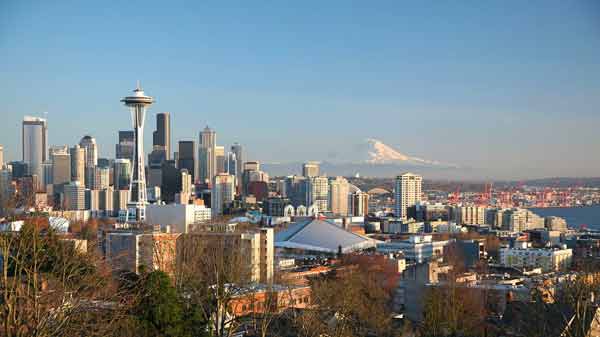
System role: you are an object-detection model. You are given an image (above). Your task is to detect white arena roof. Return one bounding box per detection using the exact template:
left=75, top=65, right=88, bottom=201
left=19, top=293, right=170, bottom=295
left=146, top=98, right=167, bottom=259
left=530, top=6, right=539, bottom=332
left=275, top=219, right=377, bottom=254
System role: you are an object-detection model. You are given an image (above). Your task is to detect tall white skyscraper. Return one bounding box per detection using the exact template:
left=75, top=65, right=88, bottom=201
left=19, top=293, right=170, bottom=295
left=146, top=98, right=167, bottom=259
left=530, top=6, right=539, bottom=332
left=121, top=83, right=153, bottom=222
left=0, top=145, right=4, bottom=168
left=199, top=126, right=216, bottom=184
left=329, top=176, right=350, bottom=216
left=79, top=135, right=98, bottom=188
left=22, top=116, right=48, bottom=178
left=394, top=172, right=422, bottom=220
left=211, top=173, right=235, bottom=216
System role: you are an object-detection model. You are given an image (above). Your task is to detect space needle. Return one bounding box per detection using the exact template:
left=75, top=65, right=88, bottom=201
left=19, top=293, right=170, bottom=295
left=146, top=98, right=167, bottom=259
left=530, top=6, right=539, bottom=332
left=121, top=82, right=154, bottom=223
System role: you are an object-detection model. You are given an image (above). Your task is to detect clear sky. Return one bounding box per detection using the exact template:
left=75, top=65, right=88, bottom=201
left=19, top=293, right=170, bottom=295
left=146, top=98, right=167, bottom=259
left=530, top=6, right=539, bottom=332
left=1, top=0, right=599, bottom=179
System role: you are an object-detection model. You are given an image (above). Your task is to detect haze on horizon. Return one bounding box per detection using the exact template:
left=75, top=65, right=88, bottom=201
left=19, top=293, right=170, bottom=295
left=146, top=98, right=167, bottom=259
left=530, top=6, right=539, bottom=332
left=1, top=0, right=599, bottom=180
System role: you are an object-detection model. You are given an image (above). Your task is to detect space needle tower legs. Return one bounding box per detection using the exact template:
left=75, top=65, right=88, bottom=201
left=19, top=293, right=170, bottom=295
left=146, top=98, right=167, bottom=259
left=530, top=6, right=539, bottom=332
left=120, top=82, right=154, bottom=223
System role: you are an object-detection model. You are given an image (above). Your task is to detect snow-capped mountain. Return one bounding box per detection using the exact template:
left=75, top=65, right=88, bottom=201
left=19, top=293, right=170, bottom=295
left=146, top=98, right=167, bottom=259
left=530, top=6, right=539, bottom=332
left=363, top=138, right=457, bottom=168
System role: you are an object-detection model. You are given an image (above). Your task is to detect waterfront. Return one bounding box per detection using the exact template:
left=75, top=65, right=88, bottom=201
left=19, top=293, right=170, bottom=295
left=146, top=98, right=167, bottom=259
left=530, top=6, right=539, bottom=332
left=530, top=205, right=600, bottom=229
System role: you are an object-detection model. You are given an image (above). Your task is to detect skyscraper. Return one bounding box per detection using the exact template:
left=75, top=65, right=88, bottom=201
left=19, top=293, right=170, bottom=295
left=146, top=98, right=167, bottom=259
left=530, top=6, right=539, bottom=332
left=160, top=160, right=181, bottom=203
left=70, top=144, right=86, bottom=185
left=215, top=146, right=225, bottom=174
left=177, top=141, right=197, bottom=183
left=121, top=83, right=153, bottom=222
left=329, top=176, right=350, bottom=215
left=199, top=126, right=216, bottom=184
left=350, top=191, right=369, bottom=216
left=284, top=175, right=307, bottom=207
left=211, top=173, right=235, bottom=216
left=302, top=161, right=320, bottom=178
left=226, top=152, right=237, bottom=177
left=79, top=135, right=98, bottom=188
left=231, top=143, right=243, bottom=183
left=306, top=176, right=329, bottom=212
left=93, top=166, right=110, bottom=190
left=0, top=145, right=4, bottom=168
left=148, top=113, right=170, bottom=188
left=113, top=159, right=131, bottom=190
left=42, top=161, right=53, bottom=187
left=63, top=181, right=85, bottom=210
left=22, top=116, right=48, bottom=179
left=152, top=112, right=171, bottom=160
left=115, top=130, right=134, bottom=161
left=52, top=152, right=71, bottom=186
left=394, top=173, right=422, bottom=220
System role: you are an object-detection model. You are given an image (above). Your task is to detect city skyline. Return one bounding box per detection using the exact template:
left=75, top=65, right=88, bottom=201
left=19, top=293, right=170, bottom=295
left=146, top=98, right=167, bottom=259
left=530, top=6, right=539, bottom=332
left=1, top=1, right=599, bottom=179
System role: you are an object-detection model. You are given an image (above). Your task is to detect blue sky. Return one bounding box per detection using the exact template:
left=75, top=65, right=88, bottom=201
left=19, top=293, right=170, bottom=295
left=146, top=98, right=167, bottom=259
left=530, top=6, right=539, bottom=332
left=1, top=1, right=599, bottom=178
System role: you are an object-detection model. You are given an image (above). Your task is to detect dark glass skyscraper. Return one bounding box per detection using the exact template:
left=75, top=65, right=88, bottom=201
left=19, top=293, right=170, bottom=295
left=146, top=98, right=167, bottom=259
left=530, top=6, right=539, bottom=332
left=152, top=112, right=171, bottom=160
left=115, top=130, right=134, bottom=161
left=177, top=140, right=197, bottom=183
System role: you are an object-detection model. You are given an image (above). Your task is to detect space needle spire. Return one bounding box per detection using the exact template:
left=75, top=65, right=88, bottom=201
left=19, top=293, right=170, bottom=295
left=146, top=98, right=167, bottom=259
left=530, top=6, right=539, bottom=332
left=120, top=82, right=154, bottom=223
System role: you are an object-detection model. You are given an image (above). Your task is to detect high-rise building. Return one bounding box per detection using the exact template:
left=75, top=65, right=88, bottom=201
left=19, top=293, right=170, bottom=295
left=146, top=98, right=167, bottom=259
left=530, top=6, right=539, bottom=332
left=41, top=161, right=53, bottom=188
left=215, top=146, right=225, bottom=174
left=0, top=166, right=12, bottom=200
left=199, top=126, right=216, bottom=184
left=49, top=145, right=68, bottom=160
left=22, top=116, right=48, bottom=178
left=329, top=176, right=350, bottom=215
left=241, top=161, right=269, bottom=196
left=284, top=175, right=307, bottom=207
left=115, top=130, right=134, bottom=161
left=63, top=181, right=85, bottom=210
left=93, top=166, right=110, bottom=190
left=230, top=143, right=243, bottom=183
left=350, top=191, right=369, bottom=216
left=178, top=169, right=193, bottom=204
left=177, top=141, right=197, bottom=183
left=113, top=159, right=131, bottom=190
left=70, top=144, right=86, bottom=185
left=0, top=145, right=4, bottom=168
left=211, top=173, right=235, bottom=216
left=147, top=162, right=162, bottom=188
left=52, top=152, right=71, bottom=186
left=148, top=113, right=170, bottom=184
left=394, top=173, right=422, bottom=220
left=226, top=152, right=237, bottom=179
left=306, top=176, right=329, bottom=212
left=302, top=161, right=320, bottom=178
left=160, top=160, right=181, bottom=203
left=152, top=112, right=171, bottom=160
left=99, top=187, right=114, bottom=216
left=79, top=135, right=98, bottom=189
left=121, top=83, right=153, bottom=222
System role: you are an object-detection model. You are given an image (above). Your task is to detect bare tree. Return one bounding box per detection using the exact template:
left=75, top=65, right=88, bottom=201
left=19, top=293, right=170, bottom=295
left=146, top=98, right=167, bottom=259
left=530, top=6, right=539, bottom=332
left=175, top=230, right=253, bottom=337
left=0, top=218, right=132, bottom=337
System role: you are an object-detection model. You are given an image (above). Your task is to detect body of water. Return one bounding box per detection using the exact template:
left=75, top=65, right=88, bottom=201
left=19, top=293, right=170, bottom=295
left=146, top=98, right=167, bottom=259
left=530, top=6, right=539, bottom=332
left=529, top=205, right=600, bottom=229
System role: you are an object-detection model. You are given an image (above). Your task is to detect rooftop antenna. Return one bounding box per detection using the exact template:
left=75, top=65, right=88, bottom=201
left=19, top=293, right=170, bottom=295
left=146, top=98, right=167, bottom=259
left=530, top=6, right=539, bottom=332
left=136, top=80, right=141, bottom=90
